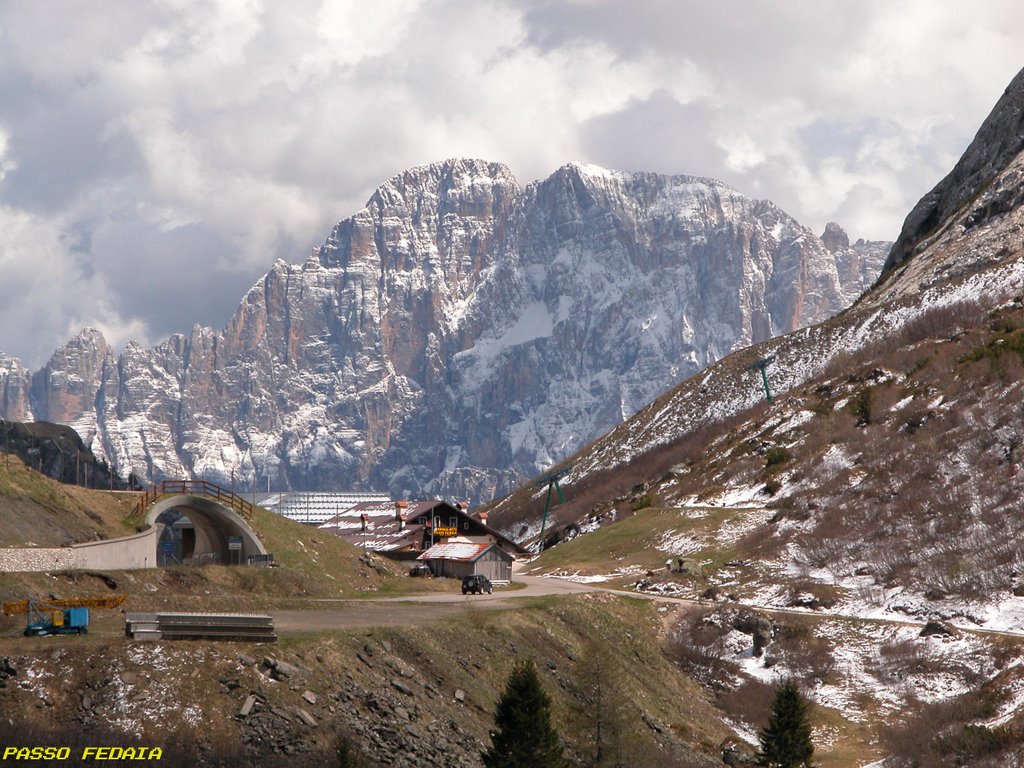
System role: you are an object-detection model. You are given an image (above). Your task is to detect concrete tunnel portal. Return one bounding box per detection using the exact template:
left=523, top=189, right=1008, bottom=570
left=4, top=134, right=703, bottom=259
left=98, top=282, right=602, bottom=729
left=146, top=495, right=267, bottom=566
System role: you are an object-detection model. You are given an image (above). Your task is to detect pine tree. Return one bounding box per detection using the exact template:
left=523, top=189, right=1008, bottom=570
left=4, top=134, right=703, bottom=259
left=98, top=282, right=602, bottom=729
left=756, top=679, right=814, bottom=768
left=336, top=736, right=358, bottom=768
left=482, top=659, right=570, bottom=768
left=571, top=638, right=633, bottom=767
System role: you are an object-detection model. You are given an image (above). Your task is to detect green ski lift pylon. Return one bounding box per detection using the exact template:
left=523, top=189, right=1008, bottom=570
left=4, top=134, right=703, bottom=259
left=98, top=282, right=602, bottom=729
left=749, top=356, right=776, bottom=403
left=536, top=467, right=570, bottom=537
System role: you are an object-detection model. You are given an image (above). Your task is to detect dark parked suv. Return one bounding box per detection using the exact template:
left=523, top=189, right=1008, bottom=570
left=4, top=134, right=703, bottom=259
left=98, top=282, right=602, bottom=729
left=462, top=574, right=493, bottom=595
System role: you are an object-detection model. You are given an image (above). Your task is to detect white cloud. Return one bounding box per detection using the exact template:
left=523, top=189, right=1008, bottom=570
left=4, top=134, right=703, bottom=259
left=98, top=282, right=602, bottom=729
left=0, top=128, right=15, bottom=181
left=314, top=0, right=424, bottom=66
left=0, top=205, right=149, bottom=366
left=0, top=0, right=1022, bottom=367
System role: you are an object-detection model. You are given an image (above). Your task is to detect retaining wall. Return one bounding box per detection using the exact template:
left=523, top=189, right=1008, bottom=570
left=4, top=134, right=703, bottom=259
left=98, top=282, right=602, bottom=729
left=0, top=525, right=158, bottom=573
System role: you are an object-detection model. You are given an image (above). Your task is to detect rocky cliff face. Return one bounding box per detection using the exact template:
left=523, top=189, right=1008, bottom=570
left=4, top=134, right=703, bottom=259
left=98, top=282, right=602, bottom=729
left=0, top=354, right=32, bottom=420
left=884, top=66, right=1024, bottom=275
left=0, top=159, right=886, bottom=503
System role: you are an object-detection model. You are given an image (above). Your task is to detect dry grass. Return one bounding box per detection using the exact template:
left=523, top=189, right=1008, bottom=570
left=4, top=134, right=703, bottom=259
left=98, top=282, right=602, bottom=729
left=627, top=301, right=1024, bottom=606
left=0, top=454, right=137, bottom=547
left=0, top=594, right=730, bottom=767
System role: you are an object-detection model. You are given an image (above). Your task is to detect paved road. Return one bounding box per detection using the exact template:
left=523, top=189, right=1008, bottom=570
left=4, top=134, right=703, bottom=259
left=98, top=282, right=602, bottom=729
left=274, top=576, right=596, bottom=633
left=273, top=575, right=1024, bottom=640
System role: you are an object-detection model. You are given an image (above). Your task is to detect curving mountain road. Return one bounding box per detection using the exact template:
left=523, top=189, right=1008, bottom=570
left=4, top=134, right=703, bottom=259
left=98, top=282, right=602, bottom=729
left=273, top=576, right=595, bottom=633
left=272, top=575, right=1024, bottom=641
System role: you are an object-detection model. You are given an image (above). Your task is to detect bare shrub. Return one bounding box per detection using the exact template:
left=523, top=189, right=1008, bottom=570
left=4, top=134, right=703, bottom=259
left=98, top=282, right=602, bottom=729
left=869, top=639, right=932, bottom=684
left=716, top=678, right=777, bottom=731
left=883, top=685, right=1024, bottom=768
left=666, top=609, right=739, bottom=689
left=734, top=522, right=788, bottom=560
left=765, top=622, right=835, bottom=684
left=870, top=546, right=919, bottom=587
left=896, top=301, right=980, bottom=346
left=783, top=580, right=843, bottom=610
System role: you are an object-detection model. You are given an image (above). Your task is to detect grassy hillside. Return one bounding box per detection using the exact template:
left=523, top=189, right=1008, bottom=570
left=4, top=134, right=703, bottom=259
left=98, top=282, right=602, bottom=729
left=0, top=454, right=137, bottom=547
left=0, top=594, right=730, bottom=767
left=0, top=454, right=459, bottom=606
left=513, top=299, right=1024, bottom=766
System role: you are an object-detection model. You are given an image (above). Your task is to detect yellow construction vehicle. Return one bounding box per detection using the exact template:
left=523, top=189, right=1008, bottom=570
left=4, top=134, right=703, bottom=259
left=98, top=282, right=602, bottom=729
left=2, top=595, right=127, bottom=636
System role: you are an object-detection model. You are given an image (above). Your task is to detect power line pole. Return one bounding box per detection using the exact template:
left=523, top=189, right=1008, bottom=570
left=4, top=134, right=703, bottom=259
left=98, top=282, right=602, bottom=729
left=749, top=356, right=776, bottom=403
left=535, top=467, right=571, bottom=538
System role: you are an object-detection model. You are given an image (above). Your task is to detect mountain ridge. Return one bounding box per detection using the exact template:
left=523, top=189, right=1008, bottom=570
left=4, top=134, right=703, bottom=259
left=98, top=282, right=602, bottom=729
left=0, top=159, right=887, bottom=503
left=884, top=66, right=1024, bottom=275
left=490, top=67, right=1024, bottom=545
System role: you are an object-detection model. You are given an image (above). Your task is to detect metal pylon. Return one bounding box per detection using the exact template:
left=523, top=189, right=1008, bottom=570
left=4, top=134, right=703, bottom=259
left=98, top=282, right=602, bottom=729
left=536, top=467, right=570, bottom=536
left=749, top=356, right=775, bottom=403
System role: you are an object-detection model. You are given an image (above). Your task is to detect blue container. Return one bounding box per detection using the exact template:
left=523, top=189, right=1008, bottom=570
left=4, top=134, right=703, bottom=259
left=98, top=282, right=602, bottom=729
left=65, top=607, right=89, bottom=628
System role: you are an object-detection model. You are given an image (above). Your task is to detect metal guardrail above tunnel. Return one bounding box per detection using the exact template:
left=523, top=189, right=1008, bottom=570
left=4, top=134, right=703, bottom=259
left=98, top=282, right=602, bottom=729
left=127, top=479, right=268, bottom=567
left=127, top=479, right=256, bottom=522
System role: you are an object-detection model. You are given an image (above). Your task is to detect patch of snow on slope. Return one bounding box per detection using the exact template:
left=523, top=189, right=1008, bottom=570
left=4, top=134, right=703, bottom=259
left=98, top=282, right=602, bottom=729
left=724, top=717, right=759, bottom=747
left=972, top=592, right=1024, bottom=633
left=715, top=508, right=776, bottom=546
left=657, top=530, right=705, bottom=556
left=764, top=409, right=814, bottom=436
left=544, top=566, right=645, bottom=583
left=455, top=300, right=554, bottom=385
left=981, top=661, right=1024, bottom=727
left=702, top=484, right=768, bottom=509
left=737, top=620, right=990, bottom=723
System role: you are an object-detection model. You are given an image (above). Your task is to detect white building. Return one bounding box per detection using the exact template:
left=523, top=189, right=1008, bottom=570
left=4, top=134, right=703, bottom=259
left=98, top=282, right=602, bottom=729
left=256, top=492, right=391, bottom=526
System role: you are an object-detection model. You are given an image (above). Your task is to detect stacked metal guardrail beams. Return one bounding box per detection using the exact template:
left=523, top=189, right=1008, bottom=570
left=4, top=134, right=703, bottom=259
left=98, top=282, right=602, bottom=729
left=125, top=612, right=276, bottom=642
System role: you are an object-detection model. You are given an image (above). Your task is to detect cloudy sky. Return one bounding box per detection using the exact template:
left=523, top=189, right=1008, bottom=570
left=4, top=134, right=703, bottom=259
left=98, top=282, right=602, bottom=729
left=1, top=1, right=1021, bottom=368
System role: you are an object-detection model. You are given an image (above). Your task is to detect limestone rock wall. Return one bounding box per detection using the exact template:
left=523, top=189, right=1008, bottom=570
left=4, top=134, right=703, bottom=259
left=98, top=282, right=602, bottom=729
left=0, top=159, right=887, bottom=504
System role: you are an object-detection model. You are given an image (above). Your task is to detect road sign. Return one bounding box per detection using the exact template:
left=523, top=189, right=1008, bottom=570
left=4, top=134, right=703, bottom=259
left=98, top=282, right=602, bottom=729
left=228, top=536, right=243, bottom=551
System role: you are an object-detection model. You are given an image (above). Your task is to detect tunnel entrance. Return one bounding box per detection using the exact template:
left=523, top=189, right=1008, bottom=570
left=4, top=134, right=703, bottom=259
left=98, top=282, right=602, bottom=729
left=155, top=510, right=202, bottom=565
left=146, top=495, right=266, bottom=566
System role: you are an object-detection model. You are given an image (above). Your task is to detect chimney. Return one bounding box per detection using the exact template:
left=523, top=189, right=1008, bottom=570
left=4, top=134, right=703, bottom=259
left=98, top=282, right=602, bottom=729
left=478, top=510, right=489, bottom=526
left=395, top=500, right=408, bottom=521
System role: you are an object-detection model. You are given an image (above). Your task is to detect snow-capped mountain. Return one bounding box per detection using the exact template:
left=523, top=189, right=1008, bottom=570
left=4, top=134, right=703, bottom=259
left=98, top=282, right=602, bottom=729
left=489, top=66, right=1024, bottom=537
left=0, top=161, right=886, bottom=503
left=492, top=69, right=1024, bottom=763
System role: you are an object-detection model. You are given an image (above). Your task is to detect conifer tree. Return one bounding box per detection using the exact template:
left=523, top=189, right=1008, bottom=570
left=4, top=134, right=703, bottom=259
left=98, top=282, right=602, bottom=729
left=482, top=659, right=570, bottom=768
left=756, top=679, right=814, bottom=768
left=571, top=638, right=632, bottom=767
left=336, top=736, right=358, bottom=768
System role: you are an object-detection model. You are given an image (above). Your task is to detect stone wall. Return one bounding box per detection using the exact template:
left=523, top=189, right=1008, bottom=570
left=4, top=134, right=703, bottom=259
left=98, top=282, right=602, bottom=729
left=0, top=547, right=78, bottom=572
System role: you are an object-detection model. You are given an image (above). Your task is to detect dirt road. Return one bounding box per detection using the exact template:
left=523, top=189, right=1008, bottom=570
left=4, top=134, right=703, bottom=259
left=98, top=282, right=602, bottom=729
left=272, top=575, right=1024, bottom=640
left=273, top=576, right=595, bottom=633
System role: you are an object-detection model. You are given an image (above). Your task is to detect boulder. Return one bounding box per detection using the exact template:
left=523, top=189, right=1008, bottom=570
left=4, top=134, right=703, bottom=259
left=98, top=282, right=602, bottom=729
left=920, top=620, right=958, bottom=637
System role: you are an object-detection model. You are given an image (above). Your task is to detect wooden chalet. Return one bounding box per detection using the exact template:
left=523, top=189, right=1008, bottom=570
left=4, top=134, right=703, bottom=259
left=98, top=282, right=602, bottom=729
left=319, top=500, right=526, bottom=579
left=416, top=540, right=514, bottom=582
